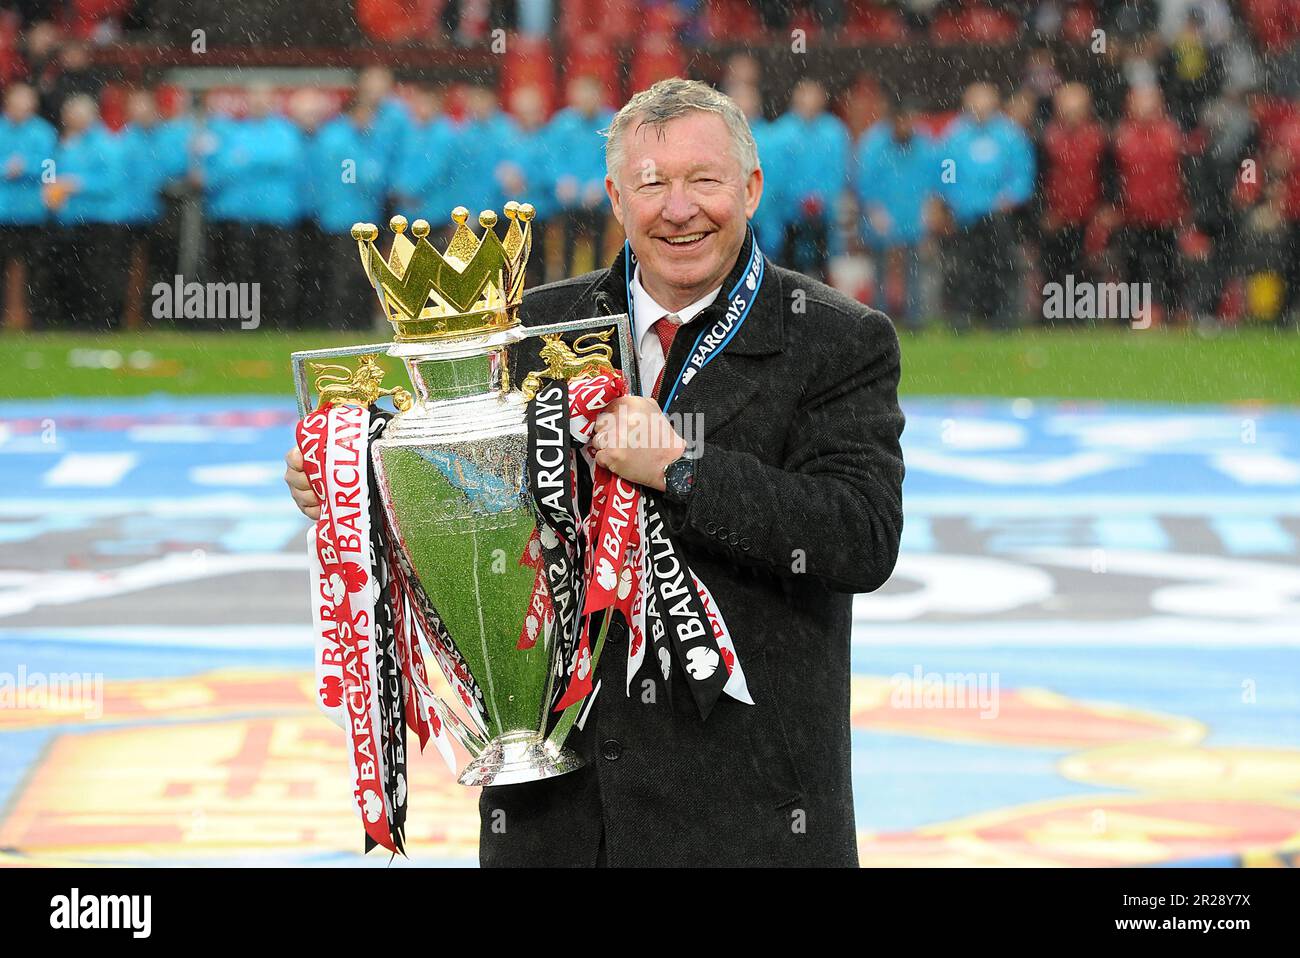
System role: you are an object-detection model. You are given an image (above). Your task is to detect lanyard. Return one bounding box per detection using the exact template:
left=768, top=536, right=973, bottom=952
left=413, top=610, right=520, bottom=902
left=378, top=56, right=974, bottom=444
left=624, top=229, right=765, bottom=412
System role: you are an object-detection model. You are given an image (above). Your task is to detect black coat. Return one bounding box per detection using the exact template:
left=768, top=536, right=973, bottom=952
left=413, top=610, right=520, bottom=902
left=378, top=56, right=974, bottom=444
left=480, top=232, right=905, bottom=866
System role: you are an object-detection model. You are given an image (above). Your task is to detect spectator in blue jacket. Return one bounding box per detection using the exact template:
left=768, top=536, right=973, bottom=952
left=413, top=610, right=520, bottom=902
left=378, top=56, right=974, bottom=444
left=0, top=83, right=56, bottom=327
left=44, top=94, right=124, bottom=328
left=391, top=83, right=459, bottom=232
left=771, top=78, right=850, bottom=281
left=151, top=88, right=200, bottom=293
left=500, top=85, right=556, bottom=286
left=856, top=96, right=939, bottom=329
left=729, top=81, right=789, bottom=259
left=287, top=87, right=333, bottom=329
left=547, top=75, right=614, bottom=276
left=449, top=84, right=521, bottom=223
left=199, top=85, right=306, bottom=328
left=310, top=95, right=391, bottom=329
left=357, top=65, right=412, bottom=174
left=935, top=81, right=1036, bottom=329
left=114, top=89, right=173, bottom=324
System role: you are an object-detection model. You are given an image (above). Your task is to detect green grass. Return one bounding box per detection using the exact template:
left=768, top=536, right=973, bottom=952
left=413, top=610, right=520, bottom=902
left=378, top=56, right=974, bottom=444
left=1, top=327, right=1296, bottom=404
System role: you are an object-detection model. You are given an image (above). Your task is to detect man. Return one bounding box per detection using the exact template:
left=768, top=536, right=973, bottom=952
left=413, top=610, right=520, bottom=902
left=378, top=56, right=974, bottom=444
left=0, top=83, right=55, bottom=328
left=309, top=95, right=390, bottom=330
left=935, top=82, right=1035, bottom=330
left=548, top=75, right=616, bottom=276
left=727, top=82, right=789, bottom=260
left=448, top=84, right=521, bottom=226
left=1111, top=85, right=1187, bottom=324
left=43, top=94, right=121, bottom=329
left=770, top=78, right=850, bottom=281
left=113, top=89, right=170, bottom=326
left=1038, top=83, right=1109, bottom=324
left=390, top=82, right=458, bottom=233
left=283, top=78, right=905, bottom=867
left=499, top=85, right=557, bottom=288
left=856, top=95, right=938, bottom=330
left=198, top=85, right=306, bottom=329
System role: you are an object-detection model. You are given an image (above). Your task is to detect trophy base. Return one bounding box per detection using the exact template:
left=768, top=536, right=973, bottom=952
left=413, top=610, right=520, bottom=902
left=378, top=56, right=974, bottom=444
left=459, top=731, right=585, bottom=787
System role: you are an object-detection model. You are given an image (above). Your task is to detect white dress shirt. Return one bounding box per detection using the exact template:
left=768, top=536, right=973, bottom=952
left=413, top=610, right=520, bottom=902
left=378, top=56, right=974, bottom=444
left=629, top=264, right=723, bottom=399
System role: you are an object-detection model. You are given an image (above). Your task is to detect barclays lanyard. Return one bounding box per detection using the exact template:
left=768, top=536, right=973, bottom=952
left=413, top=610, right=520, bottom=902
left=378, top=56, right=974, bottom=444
left=624, top=228, right=765, bottom=410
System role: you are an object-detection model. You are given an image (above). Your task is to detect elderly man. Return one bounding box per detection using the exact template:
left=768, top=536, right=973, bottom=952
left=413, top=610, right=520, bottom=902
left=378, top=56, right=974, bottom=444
left=285, top=78, right=904, bottom=867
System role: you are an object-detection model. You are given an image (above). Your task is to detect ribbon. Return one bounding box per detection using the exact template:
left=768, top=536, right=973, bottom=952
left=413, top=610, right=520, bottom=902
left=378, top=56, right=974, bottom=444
left=623, top=226, right=765, bottom=412
left=524, top=368, right=747, bottom=720
left=298, top=402, right=396, bottom=853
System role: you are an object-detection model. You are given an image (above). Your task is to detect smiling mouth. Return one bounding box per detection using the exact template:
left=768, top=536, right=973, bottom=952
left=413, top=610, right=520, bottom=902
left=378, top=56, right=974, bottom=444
left=658, top=232, right=710, bottom=248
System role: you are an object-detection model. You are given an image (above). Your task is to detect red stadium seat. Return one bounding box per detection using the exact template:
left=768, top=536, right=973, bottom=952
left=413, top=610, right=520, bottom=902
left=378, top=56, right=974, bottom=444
left=354, top=0, right=440, bottom=43
left=931, top=2, right=1020, bottom=44
left=68, top=0, right=133, bottom=39
left=562, top=0, right=638, bottom=43
left=702, top=0, right=763, bottom=41
left=1062, top=2, right=1098, bottom=44
left=629, top=30, right=685, bottom=95
left=1240, top=0, right=1300, bottom=53
left=1251, top=94, right=1300, bottom=152
left=846, top=3, right=908, bottom=42
left=499, top=35, right=557, bottom=116
left=565, top=33, right=623, bottom=105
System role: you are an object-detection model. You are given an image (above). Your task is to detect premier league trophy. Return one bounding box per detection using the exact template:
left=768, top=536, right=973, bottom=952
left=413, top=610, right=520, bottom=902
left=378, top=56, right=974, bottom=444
left=291, top=201, right=637, bottom=827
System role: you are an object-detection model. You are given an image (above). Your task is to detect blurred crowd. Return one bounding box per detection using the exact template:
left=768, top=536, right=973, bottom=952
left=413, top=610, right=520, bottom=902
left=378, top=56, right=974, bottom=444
left=0, top=1, right=1296, bottom=330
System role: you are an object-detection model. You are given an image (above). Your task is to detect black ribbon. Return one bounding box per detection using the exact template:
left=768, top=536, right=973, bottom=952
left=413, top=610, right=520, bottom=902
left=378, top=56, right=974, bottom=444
left=525, top=378, right=587, bottom=716
left=366, top=408, right=406, bottom=855
left=642, top=494, right=728, bottom=720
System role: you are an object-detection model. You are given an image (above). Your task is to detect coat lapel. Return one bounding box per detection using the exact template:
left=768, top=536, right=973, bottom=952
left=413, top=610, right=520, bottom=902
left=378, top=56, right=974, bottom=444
left=661, top=234, right=785, bottom=439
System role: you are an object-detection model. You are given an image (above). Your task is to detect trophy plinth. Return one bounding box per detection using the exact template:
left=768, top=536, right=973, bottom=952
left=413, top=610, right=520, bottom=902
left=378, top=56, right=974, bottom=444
left=459, top=730, right=585, bottom=787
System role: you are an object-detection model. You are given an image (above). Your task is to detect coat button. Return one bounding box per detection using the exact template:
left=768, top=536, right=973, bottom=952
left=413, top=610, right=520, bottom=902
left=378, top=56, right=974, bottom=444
left=601, top=739, right=623, bottom=761
left=716, top=525, right=728, bottom=538
left=740, top=537, right=751, bottom=550
left=704, top=521, right=718, bottom=534
left=728, top=532, right=740, bottom=545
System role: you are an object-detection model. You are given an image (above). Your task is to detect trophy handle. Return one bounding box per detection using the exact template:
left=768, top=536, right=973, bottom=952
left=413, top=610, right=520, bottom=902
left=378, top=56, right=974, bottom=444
left=518, top=313, right=639, bottom=398
left=291, top=341, right=399, bottom=418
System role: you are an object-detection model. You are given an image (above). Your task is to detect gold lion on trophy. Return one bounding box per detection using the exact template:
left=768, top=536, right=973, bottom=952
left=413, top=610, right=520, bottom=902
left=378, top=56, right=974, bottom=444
left=520, top=331, right=617, bottom=401
left=311, top=354, right=413, bottom=411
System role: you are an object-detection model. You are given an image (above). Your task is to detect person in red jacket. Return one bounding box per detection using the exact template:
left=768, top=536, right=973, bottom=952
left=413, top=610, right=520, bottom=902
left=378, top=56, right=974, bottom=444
left=1275, top=113, right=1300, bottom=325
left=1039, top=83, right=1110, bottom=323
left=1112, top=85, right=1188, bottom=321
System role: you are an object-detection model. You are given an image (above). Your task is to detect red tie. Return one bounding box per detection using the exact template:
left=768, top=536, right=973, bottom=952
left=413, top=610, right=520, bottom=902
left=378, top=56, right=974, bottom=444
left=651, top=313, right=681, bottom=400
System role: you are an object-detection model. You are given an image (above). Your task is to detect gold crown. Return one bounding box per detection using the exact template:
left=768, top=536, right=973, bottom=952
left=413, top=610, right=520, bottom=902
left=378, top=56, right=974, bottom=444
left=351, top=201, right=534, bottom=341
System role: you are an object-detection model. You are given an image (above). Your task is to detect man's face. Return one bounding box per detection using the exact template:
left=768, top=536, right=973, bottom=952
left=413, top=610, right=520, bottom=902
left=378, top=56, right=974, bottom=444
left=4, top=86, right=36, bottom=122
left=792, top=82, right=825, bottom=119
left=606, top=111, right=762, bottom=303
left=965, top=84, right=999, bottom=124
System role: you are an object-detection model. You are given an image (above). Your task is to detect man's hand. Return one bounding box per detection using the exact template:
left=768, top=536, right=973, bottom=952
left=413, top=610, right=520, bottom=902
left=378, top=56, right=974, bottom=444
left=589, top=395, right=687, bottom=492
left=284, top=445, right=320, bottom=520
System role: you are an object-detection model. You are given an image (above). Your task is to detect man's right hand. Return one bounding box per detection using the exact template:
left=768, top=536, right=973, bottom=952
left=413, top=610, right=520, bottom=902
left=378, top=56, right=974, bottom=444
left=284, top=446, right=320, bottom=520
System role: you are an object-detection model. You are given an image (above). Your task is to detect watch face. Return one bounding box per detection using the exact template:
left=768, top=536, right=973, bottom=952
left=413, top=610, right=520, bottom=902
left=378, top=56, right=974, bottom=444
left=667, top=457, right=695, bottom=498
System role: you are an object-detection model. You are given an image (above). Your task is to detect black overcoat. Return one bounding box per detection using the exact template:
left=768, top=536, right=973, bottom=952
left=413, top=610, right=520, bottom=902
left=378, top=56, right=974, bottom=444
left=480, top=231, right=905, bottom=866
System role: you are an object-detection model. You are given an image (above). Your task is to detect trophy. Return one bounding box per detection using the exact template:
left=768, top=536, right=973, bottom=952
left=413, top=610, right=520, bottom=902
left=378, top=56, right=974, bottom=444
left=292, top=202, right=637, bottom=788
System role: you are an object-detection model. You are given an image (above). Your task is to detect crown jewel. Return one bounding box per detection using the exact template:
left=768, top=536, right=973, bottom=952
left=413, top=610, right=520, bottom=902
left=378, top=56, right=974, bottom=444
left=351, top=201, right=534, bottom=341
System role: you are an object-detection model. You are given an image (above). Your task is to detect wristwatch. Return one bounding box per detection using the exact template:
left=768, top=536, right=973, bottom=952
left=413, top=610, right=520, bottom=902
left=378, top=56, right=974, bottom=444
left=663, top=447, right=700, bottom=503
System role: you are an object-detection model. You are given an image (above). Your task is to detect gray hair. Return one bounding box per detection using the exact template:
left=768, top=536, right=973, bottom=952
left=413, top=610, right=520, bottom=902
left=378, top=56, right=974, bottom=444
left=603, top=77, right=760, bottom=180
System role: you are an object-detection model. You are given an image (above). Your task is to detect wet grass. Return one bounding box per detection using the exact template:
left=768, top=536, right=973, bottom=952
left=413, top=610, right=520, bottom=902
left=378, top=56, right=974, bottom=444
left=1, top=326, right=1296, bottom=404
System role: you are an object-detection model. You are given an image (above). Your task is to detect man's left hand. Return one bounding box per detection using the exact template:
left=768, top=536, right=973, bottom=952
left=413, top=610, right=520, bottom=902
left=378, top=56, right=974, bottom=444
left=589, top=395, right=687, bottom=493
